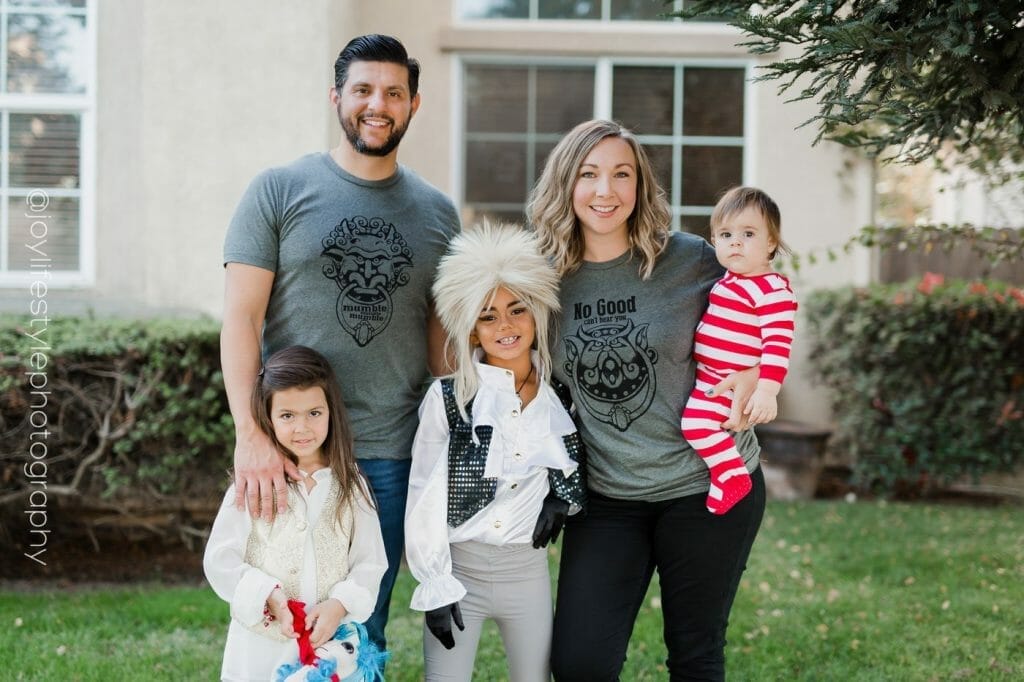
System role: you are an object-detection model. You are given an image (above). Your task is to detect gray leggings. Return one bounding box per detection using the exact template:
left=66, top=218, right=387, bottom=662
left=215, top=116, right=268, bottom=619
left=423, top=541, right=552, bottom=682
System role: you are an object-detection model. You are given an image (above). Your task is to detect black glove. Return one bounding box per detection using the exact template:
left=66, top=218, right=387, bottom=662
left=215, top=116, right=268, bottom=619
left=425, top=602, right=465, bottom=650
left=532, top=492, right=569, bottom=548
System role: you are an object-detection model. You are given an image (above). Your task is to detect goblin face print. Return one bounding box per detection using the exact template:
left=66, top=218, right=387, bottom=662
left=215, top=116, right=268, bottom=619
left=322, top=216, right=413, bottom=346
left=564, top=319, right=658, bottom=431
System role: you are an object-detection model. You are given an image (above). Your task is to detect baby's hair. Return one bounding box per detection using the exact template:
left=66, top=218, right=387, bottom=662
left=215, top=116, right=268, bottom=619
left=710, top=186, right=791, bottom=259
left=251, top=345, right=371, bottom=523
left=432, top=221, right=560, bottom=419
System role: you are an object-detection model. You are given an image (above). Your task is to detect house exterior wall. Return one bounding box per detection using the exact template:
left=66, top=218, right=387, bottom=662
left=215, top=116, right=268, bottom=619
left=1, top=0, right=875, bottom=427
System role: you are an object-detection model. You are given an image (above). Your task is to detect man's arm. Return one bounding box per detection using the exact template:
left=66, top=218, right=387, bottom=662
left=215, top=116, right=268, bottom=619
left=426, top=302, right=453, bottom=377
left=220, top=262, right=298, bottom=520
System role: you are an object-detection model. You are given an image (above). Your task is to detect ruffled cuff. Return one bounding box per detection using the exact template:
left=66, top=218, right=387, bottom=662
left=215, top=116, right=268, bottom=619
left=410, top=574, right=468, bottom=612
left=229, top=567, right=280, bottom=627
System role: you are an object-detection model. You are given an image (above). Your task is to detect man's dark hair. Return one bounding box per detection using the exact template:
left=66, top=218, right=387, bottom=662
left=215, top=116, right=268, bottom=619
left=334, top=34, right=420, bottom=97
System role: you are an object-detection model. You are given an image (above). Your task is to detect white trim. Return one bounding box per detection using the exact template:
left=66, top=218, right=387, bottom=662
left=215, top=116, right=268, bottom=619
left=593, top=58, right=611, bottom=119
left=450, top=56, right=465, bottom=210
left=456, top=0, right=722, bottom=24
left=742, top=61, right=756, bottom=187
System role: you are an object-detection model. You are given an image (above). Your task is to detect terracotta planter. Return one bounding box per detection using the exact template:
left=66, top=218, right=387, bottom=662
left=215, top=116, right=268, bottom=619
left=755, top=419, right=831, bottom=500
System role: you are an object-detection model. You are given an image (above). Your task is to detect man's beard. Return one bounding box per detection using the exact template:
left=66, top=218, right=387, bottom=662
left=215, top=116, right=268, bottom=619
left=339, top=109, right=410, bottom=157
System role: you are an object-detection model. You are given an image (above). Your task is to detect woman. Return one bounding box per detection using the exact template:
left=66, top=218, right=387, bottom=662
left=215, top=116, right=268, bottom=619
left=528, top=119, right=766, bottom=681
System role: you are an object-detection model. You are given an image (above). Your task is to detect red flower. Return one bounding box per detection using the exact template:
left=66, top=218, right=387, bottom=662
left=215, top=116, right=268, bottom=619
left=968, top=281, right=988, bottom=295
left=917, top=271, right=944, bottom=294
left=1008, top=287, right=1024, bottom=305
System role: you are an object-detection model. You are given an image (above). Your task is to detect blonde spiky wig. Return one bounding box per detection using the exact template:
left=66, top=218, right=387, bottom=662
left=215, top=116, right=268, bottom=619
left=433, top=221, right=561, bottom=419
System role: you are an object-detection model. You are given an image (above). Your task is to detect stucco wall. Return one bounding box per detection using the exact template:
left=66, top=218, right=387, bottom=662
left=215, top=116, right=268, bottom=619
left=748, top=46, right=875, bottom=425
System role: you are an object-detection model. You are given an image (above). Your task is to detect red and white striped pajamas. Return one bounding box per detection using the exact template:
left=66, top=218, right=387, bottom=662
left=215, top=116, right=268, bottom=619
left=681, top=271, right=797, bottom=513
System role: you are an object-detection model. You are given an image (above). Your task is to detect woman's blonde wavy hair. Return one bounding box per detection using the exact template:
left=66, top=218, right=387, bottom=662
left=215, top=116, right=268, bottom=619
left=528, top=119, right=670, bottom=280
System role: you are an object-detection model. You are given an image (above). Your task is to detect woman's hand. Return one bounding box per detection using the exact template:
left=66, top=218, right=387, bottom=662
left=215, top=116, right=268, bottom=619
left=707, top=366, right=760, bottom=431
left=744, top=386, right=778, bottom=425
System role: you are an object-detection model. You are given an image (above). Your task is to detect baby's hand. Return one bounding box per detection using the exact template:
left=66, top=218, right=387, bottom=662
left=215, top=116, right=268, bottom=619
left=743, top=387, right=778, bottom=425
left=266, top=587, right=298, bottom=639
left=307, top=598, right=348, bottom=648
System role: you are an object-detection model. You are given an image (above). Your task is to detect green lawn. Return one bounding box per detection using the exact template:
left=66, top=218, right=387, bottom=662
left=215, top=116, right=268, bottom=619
left=3, top=500, right=1022, bottom=680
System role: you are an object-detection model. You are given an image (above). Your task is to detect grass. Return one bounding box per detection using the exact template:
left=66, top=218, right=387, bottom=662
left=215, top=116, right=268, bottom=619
left=3, top=500, right=1022, bottom=681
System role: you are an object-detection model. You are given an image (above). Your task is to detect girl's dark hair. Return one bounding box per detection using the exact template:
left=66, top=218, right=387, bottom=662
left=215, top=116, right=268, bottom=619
left=334, top=34, right=420, bottom=97
left=251, top=345, right=371, bottom=524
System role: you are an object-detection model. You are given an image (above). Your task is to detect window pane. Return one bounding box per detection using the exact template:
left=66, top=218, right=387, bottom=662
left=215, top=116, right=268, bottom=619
left=9, top=1, right=87, bottom=7
left=611, top=0, right=675, bottom=20
left=534, top=141, right=557, bottom=187
left=641, top=143, right=673, bottom=201
left=7, top=12, right=88, bottom=94
left=458, top=0, right=529, bottom=18
left=539, top=0, right=599, bottom=19
left=465, top=141, right=527, bottom=203
left=7, top=195, right=79, bottom=271
left=681, top=215, right=712, bottom=241
left=466, top=66, right=528, bottom=133
left=463, top=207, right=526, bottom=227
left=683, top=68, right=745, bottom=136
left=680, top=0, right=729, bottom=22
left=681, top=145, right=742, bottom=206
left=612, top=66, right=674, bottom=135
left=10, top=113, right=80, bottom=188
left=535, top=67, right=593, bottom=133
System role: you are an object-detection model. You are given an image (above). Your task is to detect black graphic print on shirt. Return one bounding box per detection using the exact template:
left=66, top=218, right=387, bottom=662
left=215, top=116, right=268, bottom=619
left=321, top=216, right=413, bottom=346
left=563, top=295, right=658, bottom=432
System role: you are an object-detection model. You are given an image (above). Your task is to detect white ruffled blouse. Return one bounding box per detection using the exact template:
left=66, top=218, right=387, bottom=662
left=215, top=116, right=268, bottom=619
left=405, top=352, right=579, bottom=612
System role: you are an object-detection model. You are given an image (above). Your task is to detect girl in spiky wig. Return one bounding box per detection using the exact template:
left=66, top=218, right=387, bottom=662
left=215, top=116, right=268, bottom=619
left=405, top=222, right=587, bottom=681
left=432, top=221, right=561, bottom=421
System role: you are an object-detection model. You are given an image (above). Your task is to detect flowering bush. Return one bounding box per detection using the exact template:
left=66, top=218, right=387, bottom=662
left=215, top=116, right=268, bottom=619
left=805, top=275, right=1024, bottom=493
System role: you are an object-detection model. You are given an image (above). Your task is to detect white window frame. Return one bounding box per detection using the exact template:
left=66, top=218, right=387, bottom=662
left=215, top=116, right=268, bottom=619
left=456, top=0, right=693, bottom=22
left=0, top=0, right=96, bottom=288
left=454, top=54, right=753, bottom=232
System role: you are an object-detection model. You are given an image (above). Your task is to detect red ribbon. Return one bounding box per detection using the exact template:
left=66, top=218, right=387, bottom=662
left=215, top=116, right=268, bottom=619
left=284, top=599, right=342, bottom=681
left=287, top=599, right=317, bottom=666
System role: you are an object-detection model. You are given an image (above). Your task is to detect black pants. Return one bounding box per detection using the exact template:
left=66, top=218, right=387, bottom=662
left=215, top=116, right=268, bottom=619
left=551, top=466, right=765, bottom=682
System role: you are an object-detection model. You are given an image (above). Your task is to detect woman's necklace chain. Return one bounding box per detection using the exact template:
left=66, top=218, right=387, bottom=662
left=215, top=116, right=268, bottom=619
left=515, top=365, right=534, bottom=397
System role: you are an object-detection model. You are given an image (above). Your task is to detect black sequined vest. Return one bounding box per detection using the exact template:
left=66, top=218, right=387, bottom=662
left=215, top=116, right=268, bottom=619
left=440, top=378, right=587, bottom=528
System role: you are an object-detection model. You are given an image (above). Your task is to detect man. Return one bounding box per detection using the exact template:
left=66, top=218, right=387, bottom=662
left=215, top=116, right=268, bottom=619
left=220, top=34, right=460, bottom=650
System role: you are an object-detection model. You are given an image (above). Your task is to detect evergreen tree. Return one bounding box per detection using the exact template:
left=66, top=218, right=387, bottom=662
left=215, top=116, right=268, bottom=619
left=676, top=1, right=1024, bottom=184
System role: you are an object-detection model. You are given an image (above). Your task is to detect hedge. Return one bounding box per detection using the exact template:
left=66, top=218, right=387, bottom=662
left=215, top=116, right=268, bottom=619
left=0, top=315, right=233, bottom=552
left=805, top=276, right=1024, bottom=494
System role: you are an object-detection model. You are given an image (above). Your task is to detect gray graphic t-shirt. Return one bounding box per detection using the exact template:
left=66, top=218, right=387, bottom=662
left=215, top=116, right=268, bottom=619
left=224, top=153, right=460, bottom=460
left=552, top=232, right=760, bottom=502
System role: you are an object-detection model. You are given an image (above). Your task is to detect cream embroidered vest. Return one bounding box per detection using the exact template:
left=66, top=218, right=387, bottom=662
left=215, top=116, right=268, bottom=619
left=243, top=476, right=355, bottom=641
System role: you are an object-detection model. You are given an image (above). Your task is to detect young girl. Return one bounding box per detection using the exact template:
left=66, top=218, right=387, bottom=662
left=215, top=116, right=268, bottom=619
left=405, top=222, right=586, bottom=682
left=204, top=345, right=387, bottom=681
left=681, top=186, right=798, bottom=514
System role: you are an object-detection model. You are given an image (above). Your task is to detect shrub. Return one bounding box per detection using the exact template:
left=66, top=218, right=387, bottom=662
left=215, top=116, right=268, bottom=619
left=0, top=315, right=233, bottom=551
left=804, top=276, right=1024, bottom=494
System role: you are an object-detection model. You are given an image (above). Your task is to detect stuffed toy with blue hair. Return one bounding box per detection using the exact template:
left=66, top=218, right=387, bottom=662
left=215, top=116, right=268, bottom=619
left=273, top=601, right=388, bottom=682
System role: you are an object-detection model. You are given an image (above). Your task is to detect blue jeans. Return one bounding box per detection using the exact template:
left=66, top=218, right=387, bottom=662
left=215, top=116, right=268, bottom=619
left=358, top=457, right=411, bottom=652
